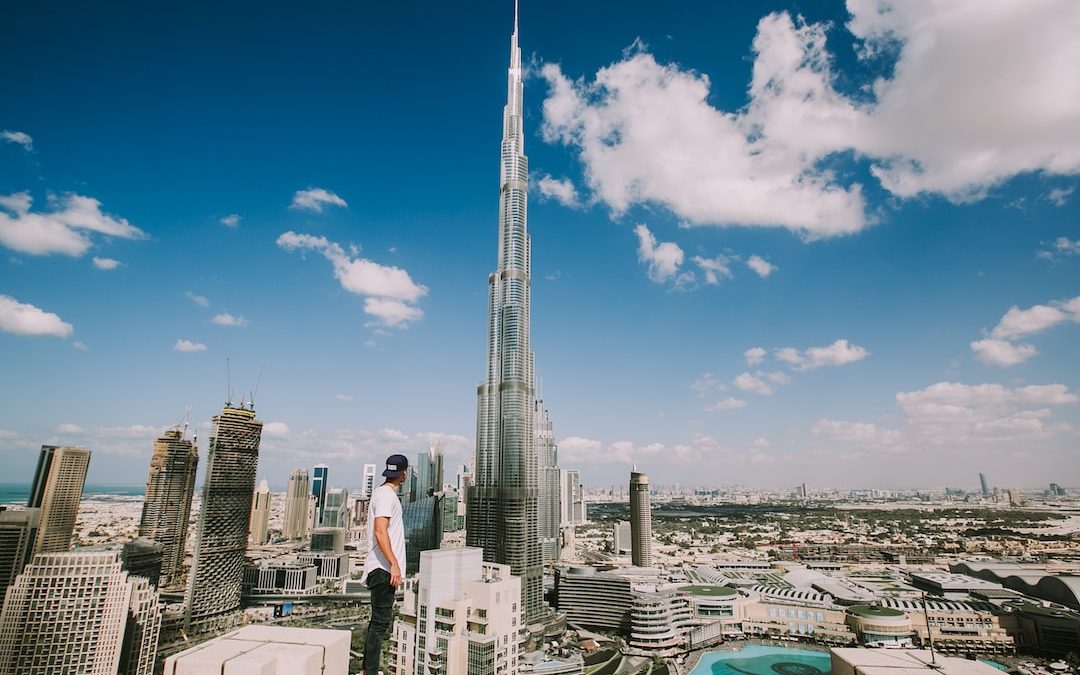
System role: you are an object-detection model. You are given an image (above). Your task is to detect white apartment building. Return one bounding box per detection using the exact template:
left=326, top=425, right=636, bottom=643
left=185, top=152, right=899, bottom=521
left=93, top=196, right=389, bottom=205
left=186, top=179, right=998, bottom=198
left=391, top=547, right=521, bottom=675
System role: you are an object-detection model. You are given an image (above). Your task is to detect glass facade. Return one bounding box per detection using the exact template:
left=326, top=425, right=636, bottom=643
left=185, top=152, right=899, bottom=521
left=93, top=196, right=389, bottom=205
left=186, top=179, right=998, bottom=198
left=402, top=494, right=443, bottom=575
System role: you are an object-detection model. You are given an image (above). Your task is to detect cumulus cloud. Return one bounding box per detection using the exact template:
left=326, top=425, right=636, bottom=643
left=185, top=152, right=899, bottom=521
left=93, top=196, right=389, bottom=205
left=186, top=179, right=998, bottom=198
left=92, top=257, right=120, bottom=270
left=1, top=130, right=33, bottom=151
left=184, top=291, right=209, bottom=308
left=541, top=2, right=1080, bottom=234
left=634, top=223, right=684, bottom=283
left=212, top=313, right=249, bottom=327
left=220, top=214, right=241, bottom=227
left=277, top=231, right=427, bottom=327
left=536, top=175, right=580, bottom=207
left=0, top=192, right=145, bottom=257
left=691, top=373, right=725, bottom=397
left=746, top=255, right=776, bottom=278
left=173, top=339, right=207, bottom=352
left=971, top=338, right=1038, bottom=367
left=774, top=339, right=869, bottom=371
left=263, top=421, right=290, bottom=437
left=257, top=426, right=473, bottom=464
left=812, top=419, right=903, bottom=447
left=1038, top=236, right=1080, bottom=260
left=734, top=372, right=776, bottom=396
left=707, top=397, right=747, bottom=412
left=744, top=347, right=767, bottom=366
left=692, top=255, right=734, bottom=285
left=0, top=295, right=73, bottom=337
left=290, top=188, right=347, bottom=212
left=1045, top=187, right=1074, bottom=206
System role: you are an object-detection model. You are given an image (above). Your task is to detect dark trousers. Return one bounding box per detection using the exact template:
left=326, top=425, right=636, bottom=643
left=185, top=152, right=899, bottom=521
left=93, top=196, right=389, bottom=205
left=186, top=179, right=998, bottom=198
left=363, top=568, right=395, bottom=674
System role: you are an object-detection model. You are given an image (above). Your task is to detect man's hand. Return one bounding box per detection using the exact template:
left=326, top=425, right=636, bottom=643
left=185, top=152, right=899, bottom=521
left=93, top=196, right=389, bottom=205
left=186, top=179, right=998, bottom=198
left=389, top=562, right=402, bottom=587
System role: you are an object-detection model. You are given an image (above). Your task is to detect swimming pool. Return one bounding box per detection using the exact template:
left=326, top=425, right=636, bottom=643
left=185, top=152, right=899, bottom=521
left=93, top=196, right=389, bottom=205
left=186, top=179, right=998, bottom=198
left=689, top=645, right=833, bottom=675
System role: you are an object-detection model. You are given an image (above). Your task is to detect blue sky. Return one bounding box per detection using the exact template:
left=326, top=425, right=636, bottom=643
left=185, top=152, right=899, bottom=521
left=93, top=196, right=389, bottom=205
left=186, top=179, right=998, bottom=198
left=1, top=1, right=1078, bottom=491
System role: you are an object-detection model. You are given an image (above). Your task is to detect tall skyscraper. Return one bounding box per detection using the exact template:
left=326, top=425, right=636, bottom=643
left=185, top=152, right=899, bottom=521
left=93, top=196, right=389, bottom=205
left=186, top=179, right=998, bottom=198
left=184, top=404, right=263, bottom=633
left=138, top=427, right=198, bottom=587
left=535, top=399, right=561, bottom=565
left=0, top=550, right=161, bottom=675
left=0, top=507, right=39, bottom=606
left=312, top=464, right=329, bottom=523
left=320, top=487, right=349, bottom=529
left=559, top=468, right=584, bottom=527
left=467, top=4, right=545, bottom=622
left=250, top=479, right=271, bottom=544
left=283, top=468, right=311, bottom=540
left=361, top=463, right=377, bottom=499
left=402, top=494, right=444, bottom=576
left=629, top=470, right=652, bottom=567
left=979, top=472, right=990, bottom=497
left=27, top=445, right=90, bottom=555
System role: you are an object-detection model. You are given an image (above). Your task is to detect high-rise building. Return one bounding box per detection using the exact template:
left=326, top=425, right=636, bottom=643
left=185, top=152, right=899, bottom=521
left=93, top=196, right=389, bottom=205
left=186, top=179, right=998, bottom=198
left=0, top=507, right=39, bottom=606
left=361, top=463, right=377, bottom=499
left=535, top=399, right=561, bottom=565
left=321, top=487, right=349, bottom=529
left=283, top=468, right=311, bottom=540
left=629, top=470, right=652, bottom=567
left=979, top=472, right=990, bottom=498
left=249, top=479, right=271, bottom=544
left=184, top=405, right=263, bottom=634
left=612, top=521, right=631, bottom=555
left=138, top=428, right=198, bottom=587
left=121, top=538, right=164, bottom=588
left=403, top=494, right=444, bottom=576
left=0, top=550, right=161, bottom=675
left=27, top=445, right=90, bottom=555
left=559, top=469, right=584, bottom=526
left=312, top=464, right=329, bottom=522
left=391, top=548, right=521, bottom=675
left=466, top=5, right=544, bottom=622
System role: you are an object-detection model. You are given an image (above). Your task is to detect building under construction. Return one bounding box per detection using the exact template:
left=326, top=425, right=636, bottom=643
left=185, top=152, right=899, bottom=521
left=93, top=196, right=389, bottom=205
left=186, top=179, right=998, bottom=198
left=138, top=427, right=198, bottom=588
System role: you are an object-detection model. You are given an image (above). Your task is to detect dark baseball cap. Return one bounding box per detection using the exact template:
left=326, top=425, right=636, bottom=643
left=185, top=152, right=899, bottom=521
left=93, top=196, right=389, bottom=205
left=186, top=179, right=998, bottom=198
left=382, top=454, right=409, bottom=478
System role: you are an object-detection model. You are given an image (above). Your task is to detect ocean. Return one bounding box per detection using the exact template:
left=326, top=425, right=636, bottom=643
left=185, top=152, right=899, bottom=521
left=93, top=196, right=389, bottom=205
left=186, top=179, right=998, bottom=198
left=0, top=483, right=144, bottom=506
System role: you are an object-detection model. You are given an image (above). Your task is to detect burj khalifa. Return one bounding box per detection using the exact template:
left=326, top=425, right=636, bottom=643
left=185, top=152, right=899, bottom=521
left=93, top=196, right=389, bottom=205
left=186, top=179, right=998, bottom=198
left=466, top=2, right=544, bottom=623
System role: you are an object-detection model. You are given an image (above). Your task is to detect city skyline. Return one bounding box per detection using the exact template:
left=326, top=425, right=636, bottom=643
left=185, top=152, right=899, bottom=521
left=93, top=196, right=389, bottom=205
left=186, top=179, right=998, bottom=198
left=1, top=1, right=1079, bottom=490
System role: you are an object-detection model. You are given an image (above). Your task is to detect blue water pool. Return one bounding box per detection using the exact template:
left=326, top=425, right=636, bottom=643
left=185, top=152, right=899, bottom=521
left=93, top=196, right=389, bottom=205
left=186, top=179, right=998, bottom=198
left=690, top=645, right=832, bottom=675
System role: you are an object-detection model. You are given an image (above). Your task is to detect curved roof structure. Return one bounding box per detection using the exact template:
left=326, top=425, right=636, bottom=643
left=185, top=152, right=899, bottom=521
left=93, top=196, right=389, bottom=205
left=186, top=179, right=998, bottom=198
left=950, top=562, right=1080, bottom=610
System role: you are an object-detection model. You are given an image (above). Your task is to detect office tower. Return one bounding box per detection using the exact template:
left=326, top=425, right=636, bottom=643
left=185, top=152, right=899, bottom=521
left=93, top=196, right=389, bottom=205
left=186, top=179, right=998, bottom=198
left=162, top=626, right=349, bottom=675
left=27, top=445, right=90, bottom=555
left=307, top=495, right=319, bottom=531
left=121, top=538, right=164, bottom=588
left=184, top=405, right=262, bottom=633
left=0, top=507, right=39, bottom=606
left=321, top=487, right=349, bottom=529
left=312, top=464, right=329, bottom=522
left=559, top=468, right=584, bottom=526
left=138, top=428, right=198, bottom=586
left=1008, top=487, right=1022, bottom=507
left=535, top=399, right=561, bottom=565
left=431, top=441, right=445, bottom=492
left=283, top=469, right=311, bottom=540
left=392, top=548, right=521, bottom=675
left=629, top=470, right=652, bottom=567
left=361, top=463, right=377, bottom=499
left=979, top=472, right=990, bottom=498
left=466, top=5, right=544, bottom=622
left=613, top=521, right=631, bottom=555
left=0, top=550, right=161, bottom=675
left=402, top=494, right=444, bottom=575
left=249, top=479, right=271, bottom=544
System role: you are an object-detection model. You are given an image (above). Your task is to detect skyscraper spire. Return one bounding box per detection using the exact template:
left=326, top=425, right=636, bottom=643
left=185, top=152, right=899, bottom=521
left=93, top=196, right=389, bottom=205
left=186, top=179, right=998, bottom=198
left=467, top=2, right=545, bottom=623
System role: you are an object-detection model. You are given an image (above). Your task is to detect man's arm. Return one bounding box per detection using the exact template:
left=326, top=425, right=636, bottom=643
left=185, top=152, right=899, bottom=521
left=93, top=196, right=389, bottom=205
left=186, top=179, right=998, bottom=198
left=373, top=515, right=402, bottom=587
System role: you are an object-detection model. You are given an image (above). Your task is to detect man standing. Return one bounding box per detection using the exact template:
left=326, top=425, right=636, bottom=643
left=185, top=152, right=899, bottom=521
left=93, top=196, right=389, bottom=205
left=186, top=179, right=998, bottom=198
left=361, top=453, right=408, bottom=675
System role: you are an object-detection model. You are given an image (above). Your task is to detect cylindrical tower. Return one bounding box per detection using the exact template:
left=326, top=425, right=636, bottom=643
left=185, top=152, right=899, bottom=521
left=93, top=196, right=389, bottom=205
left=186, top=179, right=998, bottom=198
left=629, top=470, right=652, bottom=567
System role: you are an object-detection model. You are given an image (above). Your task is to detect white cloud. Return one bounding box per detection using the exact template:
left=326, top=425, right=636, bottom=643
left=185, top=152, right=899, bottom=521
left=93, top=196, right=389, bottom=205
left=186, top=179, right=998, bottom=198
left=1054, top=237, right=1080, bottom=255
left=536, top=175, right=580, bottom=208
left=692, top=255, right=734, bottom=285
left=896, top=381, right=1078, bottom=445
left=744, top=347, right=767, bottom=366
left=185, top=291, right=210, bottom=307
left=290, top=188, right=347, bottom=212
left=1046, top=187, right=1074, bottom=206
left=707, top=397, right=747, bottom=411
left=2, top=130, right=33, bottom=151
left=335, top=394, right=353, bottom=401
left=91, top=257, right=120, bottom=270
left=774, top=339, right=869, bottom=371
left=0, top=295, right=73, bottom=337
left=211, top=313, right=249, bottom=327
left=746, top=255, right=776, bottom=278
left=633, top=223, right=684, bottom=283
left=0, top=192, right=145, bottom=257
left=812, top=419, right=902, bottom=447
left=173, top=339, right=207, bottom=352
left=263, top=421, right=290, bottom=437
left=989, top=295, right=1080, bottom=340
left=277, top=231, right=427, bottom=327
left=690, top=373, right=725, bottom=397
left=971, top=338, right=1038, bottom=367
left=541, top=2, right=1080, bottom=234
left=220, top=214, right=241, bottom=227
left=734, top=372, right=774, bottom=396
left=55, top=423, right=84, bottom=434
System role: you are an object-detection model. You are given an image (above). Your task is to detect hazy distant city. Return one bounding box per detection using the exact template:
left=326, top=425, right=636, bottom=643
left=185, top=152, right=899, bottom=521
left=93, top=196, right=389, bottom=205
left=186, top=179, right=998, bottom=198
left=2, top=0, right=1079, bottom=674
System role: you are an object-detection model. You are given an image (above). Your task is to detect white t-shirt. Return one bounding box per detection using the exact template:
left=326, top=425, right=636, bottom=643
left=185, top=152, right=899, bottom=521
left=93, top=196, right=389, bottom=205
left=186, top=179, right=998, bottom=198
left=363, top=483, right=406, bottom=579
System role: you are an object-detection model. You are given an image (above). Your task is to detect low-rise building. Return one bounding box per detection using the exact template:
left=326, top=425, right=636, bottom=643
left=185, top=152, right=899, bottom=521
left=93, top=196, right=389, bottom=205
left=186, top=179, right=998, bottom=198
left=162, top=625, right=349, bottom=674
left=242, top=559, right=317, bottom=595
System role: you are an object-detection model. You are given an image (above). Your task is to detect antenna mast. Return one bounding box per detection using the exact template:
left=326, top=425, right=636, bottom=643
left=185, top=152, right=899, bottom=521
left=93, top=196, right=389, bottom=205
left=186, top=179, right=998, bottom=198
left=225, top=357, right=232, bottom=406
